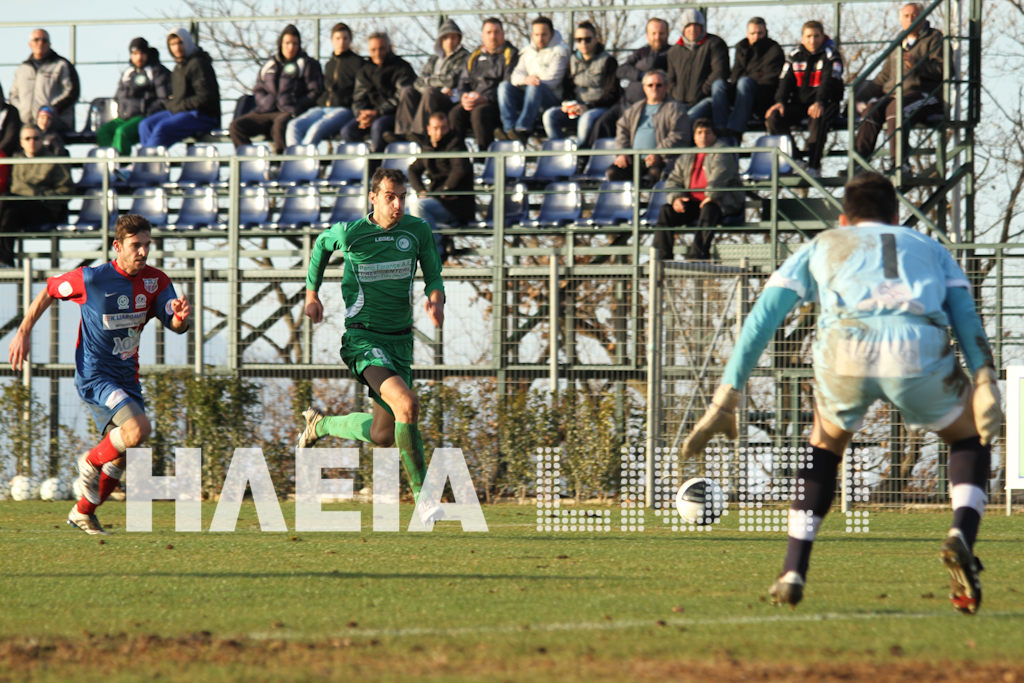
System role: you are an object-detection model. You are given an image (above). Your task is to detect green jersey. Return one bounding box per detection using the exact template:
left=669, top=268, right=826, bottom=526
left=306, top=213, right=444, bottom=333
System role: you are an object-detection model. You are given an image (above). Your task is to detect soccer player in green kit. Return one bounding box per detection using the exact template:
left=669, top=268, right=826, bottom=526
left=299, top=167, right=446, bottom=522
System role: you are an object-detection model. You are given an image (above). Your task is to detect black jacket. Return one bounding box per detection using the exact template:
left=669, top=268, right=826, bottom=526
left=168, top=48, right=221, bottom=119
left=774, top=40, right=844, bottom=108
left=252, top=49, right=323, bottom=115
left=408, top=130, right=474, bottom=224
left=667, top=33, right=730, bottom=105
left=319, top=50, right=365, bottom=108
left=617, top=44, right=670, bottom=106
left=115, top=49, right=172, bottom=119
left=730, top=37, right=784, bottom=89
left=352, top=53, right=416, bottom=115
left=457, top=44, right=519, bottom=102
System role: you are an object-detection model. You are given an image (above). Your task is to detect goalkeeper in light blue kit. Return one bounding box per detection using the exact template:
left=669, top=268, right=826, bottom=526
left=682, top=173, right=1002, bottom=614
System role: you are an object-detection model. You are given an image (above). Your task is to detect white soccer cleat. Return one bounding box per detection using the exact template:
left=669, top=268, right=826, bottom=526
left=769, top=570, right=805, bottom=608
left=297, top=407, right=324, bottom=449
left=417, top=499, right=447, bottom=526
left=76, top=452, right=100, bottom=504
left=66, top=505, right=108, bottom=535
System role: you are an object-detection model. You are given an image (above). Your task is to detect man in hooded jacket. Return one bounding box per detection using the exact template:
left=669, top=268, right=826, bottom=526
left=138, top=28, right=221, bottom=149
left=230, top=24, right=324, bottom=153
left=394, top=19, right=469, bottom=139
left=97, top=38, right=171, bottom=154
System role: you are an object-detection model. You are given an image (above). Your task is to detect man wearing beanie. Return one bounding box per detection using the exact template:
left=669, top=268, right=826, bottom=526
left=395, top=18, right=469, bottom=140
left=97, top=37, right=171, bottom=154
left=666, top=9, right=729, bottom=131
left=138, top=28, right=220, bottom=149
left=230, top=24, right=324, bottom=153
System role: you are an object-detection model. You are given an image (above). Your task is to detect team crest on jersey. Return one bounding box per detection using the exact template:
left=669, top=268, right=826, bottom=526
left=143, top=278, right=159, bottom=293
left=117, top=295, right=130, bottom=310
left=135, top=294, right=148, bottom=309
left=396, top=236, right=412, bottom=252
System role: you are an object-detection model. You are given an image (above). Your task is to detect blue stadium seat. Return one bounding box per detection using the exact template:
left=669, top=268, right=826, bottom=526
left=573, top=137, right=618, bottom=182
left=165, top=144, right=221, bottom=189
left=172, top=187, right=222, bottom=231
left=381, top=140, right=421, bottom=172
left=264, top=186, right=321, bottom=230
left=587, top=180, right=635, bottom=226
left=323, top=185, right=366, bottom=226
left=317, top=142, right=369, bottom=187
left=129, top=187, right=169, bottom=227
left=640, top=180, right=669, bottom=226
left=57, top=189, right=118, bottom=232
left=266, top=144, right=319, bottom=187
left=237, top=144, right=271, bottom=185
left=742, top=134, right=795, bottom=181
left=238, top=186, right=269, bottom=229
left=122, top=146, right=171, bottom=188
left=527, top=138, right=577, bottom=185
left=476, top=140, right=526, bottom=185
left=474, top=183, right=528, bottom=229
left=527, top=181, right=582, bottom=227
left=77, top=146, right=117, bottom=190
left=64, top=98, right=119, bottom=145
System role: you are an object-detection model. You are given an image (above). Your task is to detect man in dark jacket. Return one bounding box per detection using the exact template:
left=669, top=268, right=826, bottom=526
left=9, top=29, right=80, bottom=132
left=230, top=25, right=323, bottom=153
left=286, top=22, right=364, bottom=147
left=448, top=18, right=518, bottom=151
left=97, top=38, right=171, bottom=154
left=0, top=87, right=20, bottom=157
left=716, top=17, right=784, bottom=140
left=138, top=28, right=221, bottom=148
left=588, top=17, right=670, bottom=146
left=395, top=18, right=469, bottom=139
left=666, top=9, right=729, bottom=130
left=340, top=32, right=416, bottom=153
left=408, top=112, right=473, bottom=259
left=854, top=3, right=944, bottom=166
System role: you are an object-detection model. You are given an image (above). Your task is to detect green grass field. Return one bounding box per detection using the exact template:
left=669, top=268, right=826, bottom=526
left=2, top=501, right=1023, bottom=681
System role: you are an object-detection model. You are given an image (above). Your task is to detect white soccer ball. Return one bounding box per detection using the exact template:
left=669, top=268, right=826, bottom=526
left=39, top=477, right=72, bottom=501
left=675, top=477, right=725, bottom=525
left=9, top=475, right=41, bottom=501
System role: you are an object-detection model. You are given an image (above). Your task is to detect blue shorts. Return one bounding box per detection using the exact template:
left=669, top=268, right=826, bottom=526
left=813, top=320, right=969, bottom=432
left=77, top=376, right=145, bottom=432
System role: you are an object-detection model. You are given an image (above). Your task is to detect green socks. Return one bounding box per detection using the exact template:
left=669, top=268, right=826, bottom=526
left=394, top=421, right=427, bottom=499
left=316, top=413, right=374, bottom=443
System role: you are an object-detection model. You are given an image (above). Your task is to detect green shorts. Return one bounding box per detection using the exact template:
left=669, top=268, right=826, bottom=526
left=340, top=328, right=414, bottom=413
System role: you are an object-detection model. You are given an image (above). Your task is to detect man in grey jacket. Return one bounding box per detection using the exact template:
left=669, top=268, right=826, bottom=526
left=395, top=18, right=469, bottom=139
left=9, top=29, right=80, bottom=133
left=656, top=118, right=743, bottom=260
left=607, top=70, right=689, bottom=186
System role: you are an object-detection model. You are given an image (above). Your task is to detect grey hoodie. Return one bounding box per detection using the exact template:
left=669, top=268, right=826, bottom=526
left=414, top=19, right=470, bottom=93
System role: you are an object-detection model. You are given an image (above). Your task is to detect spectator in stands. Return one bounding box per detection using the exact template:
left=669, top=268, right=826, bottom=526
left=588, top=17, right=670, bottom=146
left=9, top=29, right=80, bottom=133
left=230, top=25, right=323, bottom=154
left=541, top=21, right=620, bottom=148
left=765, top=21, right=844, bottom=177
left=286, top=23, right=364, bottom=148
left=607, top=70, right=689, bottom=187
left=0, top=87, right=22, bottom=156
left=138, top=28, right=221, bottom=149
left=717, top=17, right=785, bottom=141
left=395, top=19, right=469, bottom=140
left=655, top=118, right=743, bottom=260
left=340, top=32, right=416, bottom=153
left=666, top=10, right=729, bottom=130
left=854, top=2, right=944, bottom=169
left=97, top=38, right=171, bottom=155
left=35, top=106, right=67, bottom=156
left=449, top=18, right=519, bottom=152
left=408, top=112, right=473, bottom=260
left=497, top=16, right=570, bottom=145
left=0, top=125, right=72, bottom=267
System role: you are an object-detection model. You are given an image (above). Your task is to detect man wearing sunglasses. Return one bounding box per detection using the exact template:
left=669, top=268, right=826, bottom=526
left=607, top=70, right=689, bottom=187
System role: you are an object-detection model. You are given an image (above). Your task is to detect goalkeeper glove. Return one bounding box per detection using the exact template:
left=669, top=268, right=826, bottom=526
left=682, top=384, right=740, bottom=459
left=972, top=366, right=1002, bottom=446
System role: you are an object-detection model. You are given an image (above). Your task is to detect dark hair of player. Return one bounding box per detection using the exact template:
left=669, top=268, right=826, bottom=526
left=114, top=214, right=153, bottom=243
left=842, top=172, right=898, bottom=224
left=370, top=167, right=407, bottom=195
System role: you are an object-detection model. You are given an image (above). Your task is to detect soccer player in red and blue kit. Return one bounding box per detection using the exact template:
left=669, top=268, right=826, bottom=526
left=8, top=215, right=191, bottom=535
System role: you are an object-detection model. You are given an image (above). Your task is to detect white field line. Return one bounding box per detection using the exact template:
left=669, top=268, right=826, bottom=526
left=246, top=610, right=1023, bottom=641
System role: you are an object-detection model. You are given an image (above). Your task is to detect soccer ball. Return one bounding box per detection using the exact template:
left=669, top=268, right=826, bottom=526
left=675, top=477, right=725, bottom=525
left=9, top=475, right=40, bottom=501
left=39, top=477, right=72, bottom=501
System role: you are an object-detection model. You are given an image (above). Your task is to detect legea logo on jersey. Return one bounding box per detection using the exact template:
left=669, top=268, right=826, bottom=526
left=396, top=236, right=412, bottom=252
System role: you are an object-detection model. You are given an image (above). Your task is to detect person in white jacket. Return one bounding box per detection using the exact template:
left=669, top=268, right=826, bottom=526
left=496, top=16, right=569, bottom=144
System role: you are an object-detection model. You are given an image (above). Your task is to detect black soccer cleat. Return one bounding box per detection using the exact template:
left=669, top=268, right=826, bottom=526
left=769, top=570, right=804, bottom=608
left=941, top=529, right=983, bottom=615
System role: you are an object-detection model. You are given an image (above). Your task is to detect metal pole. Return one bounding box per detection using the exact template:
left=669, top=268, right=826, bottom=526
left=549, top=250, right=558, bottom=393
left=194, top=258, right=204, bottom=375
left=645, top=247, right=662, bottom=508
left=227, top=156, right=241, bottom=371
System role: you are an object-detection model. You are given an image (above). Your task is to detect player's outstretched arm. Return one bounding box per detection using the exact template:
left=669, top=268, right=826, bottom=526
left=8, top=289, right=54, bottom=371
left=169, top=295, right=191, bottom=333
left=305, top=289, right=324, bottom=323
left=944, top=285, right=1002, bottom=444
left=424, top=288, right=445, bottom=328
left=973, top=367, right=1003, bottom=446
